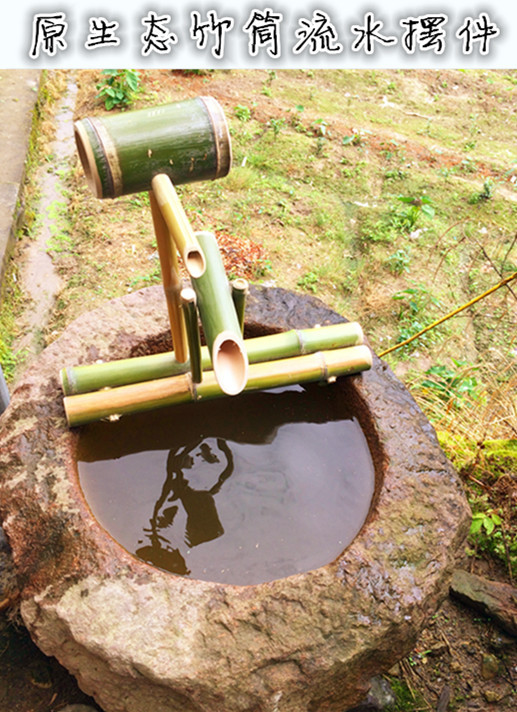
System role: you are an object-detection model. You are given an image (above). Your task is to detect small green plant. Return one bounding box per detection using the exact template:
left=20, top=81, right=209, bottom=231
left=420, top=360, right=480, bottom=408
left=342, top=133, right=362, bottom=146
left=386, top=248, right=411, bottom=275
left=234, top=104, right=252, bottom=122
left=393, top=283, right=441, bottom=350
left=469, top=178, right=496, bottom=204
left=297, top=271, right=319, bottom=293
left=396, top=195, right=435, bottom=230
left=96, top=69, right=140, bottom=111
left=269, top=117, right=286, bottom=137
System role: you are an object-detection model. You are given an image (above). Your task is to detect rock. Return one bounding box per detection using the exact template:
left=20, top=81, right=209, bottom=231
left=0, top=286, right=471, bottom=712
left=346, top=676, right=396, bottom=710
left=481, top=653, right=500, bottom=680
left=483, top=688, right=504, bottom=703
left=490, top=632, right=516, bottom=652
left=57, top=707, right=99, bottom=712
left=450, top=569, right=517, bottom=637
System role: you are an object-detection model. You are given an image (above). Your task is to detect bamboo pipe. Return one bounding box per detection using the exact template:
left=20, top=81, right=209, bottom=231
left=151, top=174, right=205, bottom=279
left=63, top=345, right=372, bottom=427
left=189, top=231, right=248, bottom=396
left=231, top=278, right=248, bottom=333
left=74, top=97, right=232, bottom=199
left=181, top=287, right=202, bottom=384
left=149, top=190, right=188, bottom=363
left=60, top=322, right=365, bottom=395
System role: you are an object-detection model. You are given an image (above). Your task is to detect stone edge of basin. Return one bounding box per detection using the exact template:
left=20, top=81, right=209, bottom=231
left=0, top=284, right=471, bottom=712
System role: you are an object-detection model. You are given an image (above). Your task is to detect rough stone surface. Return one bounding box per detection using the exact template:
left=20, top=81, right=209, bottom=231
left=0, top=285, right=471, bottom=712
left=450, top=569, right=517, bottom=637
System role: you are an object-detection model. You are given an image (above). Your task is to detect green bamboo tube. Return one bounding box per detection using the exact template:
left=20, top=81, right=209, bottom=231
left=63, top=345, right=372, bottom=427
left=74, top=97, right=232, bottom=199
left=190, top=231, right=248, bottom=396
left=149, top=190, right=188, bottom=363
left=181, top=287, right=202, bottom=384
left=151, top=174, right=206, bottom=278
left=60, top=321, right=365, bottom=395
left=231, top=278, right=248, bottom=333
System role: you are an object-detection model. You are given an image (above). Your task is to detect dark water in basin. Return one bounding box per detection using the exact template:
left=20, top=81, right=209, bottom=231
left=76, top=383, right=375, bottom=585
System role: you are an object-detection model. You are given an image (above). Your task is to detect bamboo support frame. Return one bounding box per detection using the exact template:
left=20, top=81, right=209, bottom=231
left=60, top=322, right=365, bottom=395
left=63, top=345, right=372, bottom=427
left=151, top=174, right=206, bottom=279
left=231, top=278, right=248, bottom=333
left=190, top=231, right=248, bottom=396
left=149, top=190, right=188, bottom=363
left=181, top=287, right=202, bottom=384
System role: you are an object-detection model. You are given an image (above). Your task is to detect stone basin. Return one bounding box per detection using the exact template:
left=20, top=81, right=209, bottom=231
left=0, top=285, right=470, bottom=712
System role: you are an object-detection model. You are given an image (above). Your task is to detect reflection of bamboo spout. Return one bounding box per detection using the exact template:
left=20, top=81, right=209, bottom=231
left=191, top=231, right=249, bottom=396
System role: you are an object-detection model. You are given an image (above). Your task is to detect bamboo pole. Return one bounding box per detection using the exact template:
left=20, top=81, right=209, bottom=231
left=60, top=321, right=365, bottom=395
left=231, top=278, right=248, bottom=333
left=74, top=97, right=232, bottom=199
left=63, top=345, right=372, bottom=427
left=149, top=190, right=188, bottom=364
left=190, top=231, right=248, bottom=396
left=180, top=287, right=202, bottom=384
left=151, top=174, right=206, bottom=279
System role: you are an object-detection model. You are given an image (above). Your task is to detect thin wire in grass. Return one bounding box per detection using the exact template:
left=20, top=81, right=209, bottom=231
left=379, top=270, right=517, bottom=358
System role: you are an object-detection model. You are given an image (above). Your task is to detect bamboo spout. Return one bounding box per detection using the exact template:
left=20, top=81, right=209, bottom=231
left=191, top=231, right=248, bottom=396
left=151, top=174, right=206, bottom=279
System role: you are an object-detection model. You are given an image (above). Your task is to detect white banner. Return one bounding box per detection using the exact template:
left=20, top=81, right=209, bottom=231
left=6, top=1, right=516, bottom=68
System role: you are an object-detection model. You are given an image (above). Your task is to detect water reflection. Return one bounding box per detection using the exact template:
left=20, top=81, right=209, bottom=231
left=136, top=438, right=234, bottom=575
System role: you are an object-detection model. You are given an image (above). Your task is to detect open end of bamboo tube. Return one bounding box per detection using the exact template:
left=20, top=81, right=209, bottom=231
left=184, top=247, right=206, bottom=278
left=212, top=331, right=248, bottom=396
left=74, top=121, right=103, bottom=199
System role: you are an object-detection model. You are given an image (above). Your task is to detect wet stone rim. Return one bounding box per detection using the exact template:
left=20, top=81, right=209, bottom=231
left=0, top=285, right=471, bottom=712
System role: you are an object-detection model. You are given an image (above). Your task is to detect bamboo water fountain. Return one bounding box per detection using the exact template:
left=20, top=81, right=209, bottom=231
left=66, top=96, right=372, bottom=425
left=0, top=96, right=471, bottom=712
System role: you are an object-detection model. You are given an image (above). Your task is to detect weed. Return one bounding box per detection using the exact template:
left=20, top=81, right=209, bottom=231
left=234, top=104, right=252, bottom=122
left=396, top=195, right=435, bottom=231
left=420, top=361, right=480, bottom=408
left=269, top=117, right=286, bottom=137
left=393, top=283, right=441, bottom=351
left=96, top=69, right=140, bottom=110
left=386, top=248, right=411, bottom=275
left=342, top=133, right=362, bottom=146
left=297, top=271, right=319, bottom=293
left=469, top=178, right=496, bottom=204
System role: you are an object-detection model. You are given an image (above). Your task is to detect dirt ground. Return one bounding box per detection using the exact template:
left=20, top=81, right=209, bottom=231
left=1, top=69, right=516, bottom=712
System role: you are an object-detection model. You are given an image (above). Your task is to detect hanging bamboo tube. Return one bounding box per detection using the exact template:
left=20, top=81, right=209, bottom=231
left=149, top=190, right=188, bottom=363
left=74, top=97, right=232, bottom=199
left=151, top=174, right=206, bottom=279
left=180, top=287, right=202, bottom=384
left=63, top=345, right=372, bottom=427
left=60, top=321, right=365, bottom=395
left=231, top=278, right=248, bottom=333
left=190, top=231, right=248, bottom=396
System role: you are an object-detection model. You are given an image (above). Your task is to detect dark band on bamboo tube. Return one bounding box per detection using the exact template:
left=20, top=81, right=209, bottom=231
left=74, top=97, right=232, bottom=199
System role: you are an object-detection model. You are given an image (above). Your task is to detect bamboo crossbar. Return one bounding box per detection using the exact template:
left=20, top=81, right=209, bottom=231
left=63, top=345, right=372, bottom=427
left=60, top=322, right=365, bottom=396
